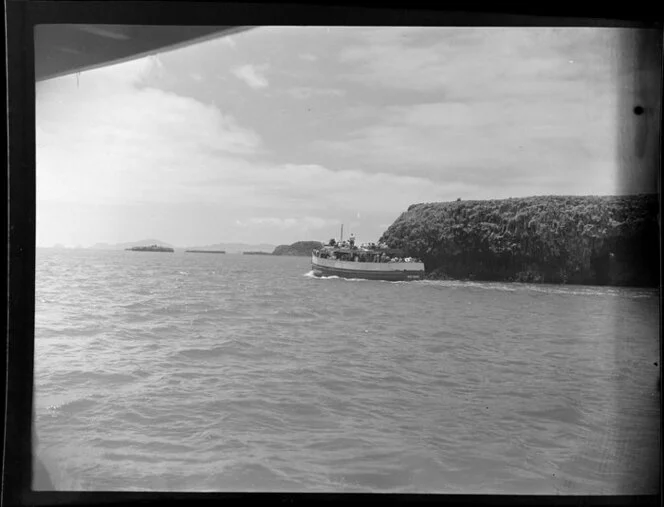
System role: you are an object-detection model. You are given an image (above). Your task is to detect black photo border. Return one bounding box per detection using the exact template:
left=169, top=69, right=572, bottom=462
left=4, top=1, right=662, bottom=506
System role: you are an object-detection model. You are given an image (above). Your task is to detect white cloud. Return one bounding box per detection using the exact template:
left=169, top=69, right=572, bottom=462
left=314, top=103, right=617, bottom=197
left=36, top=56, right=263, bottom=207
left=299, top=53, right=318, bottom=62
left=36, top=53, right=472, bottom=245
left=285, top=87, right=346, bottom=99
left=337, top=27, right=620, bottom=98
left=222, top=36, right=237, bottom=48
left=246, top=217, right=338, bottom=230
left=231, top=64, right=269, bottom=89
left=321, top=27, right=625, bottom=196
left=35, top=27, right=640, bottom=247
left=322, top=97, right=615, bottom=173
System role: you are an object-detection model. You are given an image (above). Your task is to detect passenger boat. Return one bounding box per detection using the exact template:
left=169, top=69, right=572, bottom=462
left=311, top=228, right=425, bottom=281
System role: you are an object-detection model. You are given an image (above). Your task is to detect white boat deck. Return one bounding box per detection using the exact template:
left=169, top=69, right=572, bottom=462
left=312, top=254, right=424, bottom=272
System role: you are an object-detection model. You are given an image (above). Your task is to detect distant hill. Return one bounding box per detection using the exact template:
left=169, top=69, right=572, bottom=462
left=88, top=240, right=278, bottom=254
left=89, top=239, right=174, bottom=251
left=185, top=243, right=276, bottom=254
left=272, top=241, right=323, bottom=256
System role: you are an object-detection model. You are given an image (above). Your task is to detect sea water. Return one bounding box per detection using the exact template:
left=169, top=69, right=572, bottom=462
left=34, top=248, right=660, bottom=493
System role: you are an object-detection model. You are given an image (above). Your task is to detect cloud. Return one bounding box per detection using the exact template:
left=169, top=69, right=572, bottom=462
left=222, top=36, right=237, bottom=48
left=36, top=56, right=263, bottom=206
left=336, top=27, right=623, bottom=110
left=246, top=216, right=338, bottom=230
left=36, top=52, right=474, bottom=245
left=36, top=27, right=638, bottom=247
left=299, top=53, right=318, bottom=62
left=285, top=86, right=346, bottom=99
left=314, top=95, right=618, bottom=196
left=319, top=27, right=625, bottom=196
left=231, top=64, right=269, bottom=89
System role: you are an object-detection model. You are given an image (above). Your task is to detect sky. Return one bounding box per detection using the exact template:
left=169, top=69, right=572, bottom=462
left=35, top=26, right=656, bottom=248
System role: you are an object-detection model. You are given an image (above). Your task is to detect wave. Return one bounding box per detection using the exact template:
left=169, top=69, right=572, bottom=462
left=33, top=249, right=659, bottom=494
left=274, top=309, right=319, bottom=319
left=47, top=369, right=141, bottom=387
left=45, top=396, right=100, bottom=415
left=118, top=299, right=159, bottom=311
left=171, top=340, right=262, bottom=361
left=524, top=285, right=657, bottom=299
left=37, top=298, right=58, bottom=304
left=175, top=346, right=229, bottom=360
left=416, top=279, right=517, bottom=292
left=415, top=279, right=657, bottom=298
left=212, top=459, right=303, bottom=489
left=306, top=271, right=656, bottom=296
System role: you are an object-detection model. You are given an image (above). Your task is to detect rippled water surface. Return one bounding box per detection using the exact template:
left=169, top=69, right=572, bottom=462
left=34, top=248, right=660, bottom=493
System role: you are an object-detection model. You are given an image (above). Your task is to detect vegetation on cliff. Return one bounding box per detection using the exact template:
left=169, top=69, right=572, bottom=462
left=379, top=194, right=659, bottom=286
left=272, top=241, right=323, bottom=256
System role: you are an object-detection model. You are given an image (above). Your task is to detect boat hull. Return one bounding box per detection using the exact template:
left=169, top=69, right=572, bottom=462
left=311, top=254, right=424, bottom=281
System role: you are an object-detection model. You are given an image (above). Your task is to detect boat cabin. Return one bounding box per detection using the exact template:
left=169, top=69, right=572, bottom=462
left=313, top=238, right=420, bottom=264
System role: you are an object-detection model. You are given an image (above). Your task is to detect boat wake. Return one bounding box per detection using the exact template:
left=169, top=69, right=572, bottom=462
left=303, top=270, right=342, bottom=280
left=303, top=270, right=408, bottom=283
left=415, top=279, right=655, bottom=298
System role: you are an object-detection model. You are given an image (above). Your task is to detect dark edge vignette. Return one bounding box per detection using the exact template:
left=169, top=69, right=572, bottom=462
left=1, top=1, right=9, bottom=502
left=2, top=0, right=8, bottom=501
left=615, top=27, right=662, bottom=497
left=5, top=1, right=37, bottom=507
left=17, top=0, right=661, bottom=28
left=5, top=1, right=663, bottom=506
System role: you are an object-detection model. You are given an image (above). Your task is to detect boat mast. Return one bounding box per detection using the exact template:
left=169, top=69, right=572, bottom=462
left=340, top=224, right=344, bottom=242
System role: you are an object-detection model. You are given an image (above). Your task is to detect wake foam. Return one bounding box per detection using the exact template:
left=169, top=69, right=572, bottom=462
left=303, top=270, right=341, bottom=280
left=304, top=270, right=416, bottom=283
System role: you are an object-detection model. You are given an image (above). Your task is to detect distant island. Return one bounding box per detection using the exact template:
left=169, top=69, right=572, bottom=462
left=272, top=241, right=323, bottom=256
left=380, top=194, right=659, bottom=287
left=126, top=244, right=174, bottom=253
left=243, top=251, right=272, bottom=255
left=91, top=239, right=175, bottom=251
left=182, top=243, right=276, bottom=254
left=88, top=240, right=276, bottom=254
left=185, top=250, right=226, bottom=254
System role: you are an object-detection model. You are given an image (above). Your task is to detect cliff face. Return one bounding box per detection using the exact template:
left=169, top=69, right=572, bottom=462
left=272, top=241, right=323, bottom=256
left=379, top=194, right=659, bottom=287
